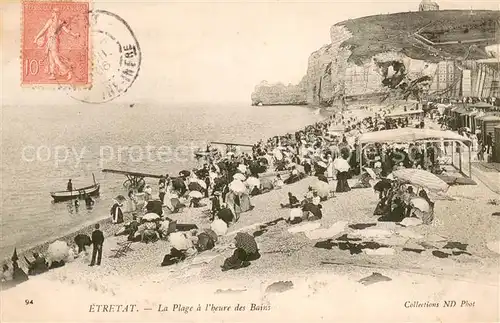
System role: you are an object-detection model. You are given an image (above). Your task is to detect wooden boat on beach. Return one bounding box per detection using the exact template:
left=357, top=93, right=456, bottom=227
left=50, top=174, right=100, bottom=202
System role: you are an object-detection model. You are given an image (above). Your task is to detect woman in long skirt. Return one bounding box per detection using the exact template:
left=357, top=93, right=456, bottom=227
left=225, top=191, right=242, bottom=221
left=239, top=193, right=254, bottom=213
left=326, top=156, right=335, bottom=181
left=335, top=171, right=351, bottom=192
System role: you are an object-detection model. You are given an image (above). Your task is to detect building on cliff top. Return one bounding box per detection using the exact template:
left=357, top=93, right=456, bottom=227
left=419, top=0, right=439, bottom=11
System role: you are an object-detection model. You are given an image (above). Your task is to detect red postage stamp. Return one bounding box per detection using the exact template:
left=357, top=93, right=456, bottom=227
left=21, top=1, right=90, bottom=86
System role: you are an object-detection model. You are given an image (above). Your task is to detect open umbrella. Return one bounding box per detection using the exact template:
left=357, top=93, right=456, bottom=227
left=229, top=179, right=246, bottom=194
left=233, top=173, right=246, bottom=181
left=179, top=170, right=191, bottom=177
left=196, top=179, right=207, bottom=189
left=189, top=191, right=203, bottom=199
left=235, top=232, right=258, bottom=254
left=74, top=234, right=91, bottom=249
left=312, top=180, right=330, bottom=198
left=142, top=212, right=160, bottom=222
left=46, top=240, right=70, bottom=262
left=237, top=164, right=247, bottom=173
left=246, top=177, right=260, bottom=188
left=363, top=167, right=377, bottom=180
left=328, top=131, right=342, bottom=137
left=317, top=161, right=328, bottom=168
left=392, top=169, right=449, bottom=192
left=188, top=182, right=204, bottom=192
left=411, top=197, right=430, bottom=213
left=115, top=195, right=126, bottom=202
left=273, top=149, right=283, bottom=161
left=333, top=158, right=350, bottom=172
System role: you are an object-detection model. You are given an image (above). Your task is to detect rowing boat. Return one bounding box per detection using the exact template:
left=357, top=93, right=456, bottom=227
left=50, top=174, right=100, bottom=202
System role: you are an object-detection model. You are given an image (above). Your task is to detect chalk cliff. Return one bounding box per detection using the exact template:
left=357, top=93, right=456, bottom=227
left=251, top=78, right=308, bottom=106
left=306, top=10, right=499, bottom=104
left=252, top=10, right=500, bottom=106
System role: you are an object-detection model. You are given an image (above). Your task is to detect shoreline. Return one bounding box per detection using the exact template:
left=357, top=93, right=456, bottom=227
left=1, top=211, right=135, bottom=270
left=1, top=106, right=329, bottom=270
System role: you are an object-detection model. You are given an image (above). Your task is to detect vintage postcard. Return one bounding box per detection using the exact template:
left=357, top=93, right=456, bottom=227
left=1, top=0, right=499, bottom=322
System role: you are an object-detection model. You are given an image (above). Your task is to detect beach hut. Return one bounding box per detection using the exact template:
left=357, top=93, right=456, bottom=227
left=474, top=111, right=486, bottom=133
left=357, top=128, right=473, bottom=177
left=454, top=107, right=469, bottom=129
left=466, top=110, right=479, bottom=133
left=480, top=115, right=500, bottom=146
left=494, top=126, right=500, bottom=163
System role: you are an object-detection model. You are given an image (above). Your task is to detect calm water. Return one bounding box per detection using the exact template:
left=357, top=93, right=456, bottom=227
left=0, top=103, right=321, bottom=260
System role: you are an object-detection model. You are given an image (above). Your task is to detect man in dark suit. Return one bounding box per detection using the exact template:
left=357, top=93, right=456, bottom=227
left=90, top=224, right=104, bottom=266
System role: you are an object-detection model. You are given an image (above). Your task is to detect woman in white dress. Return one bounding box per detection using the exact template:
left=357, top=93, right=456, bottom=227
left=326, top=155, right=335, bottom=181
left=472, top=135, right=478, bottom=153
left=127, top=190, right=137, bottom=213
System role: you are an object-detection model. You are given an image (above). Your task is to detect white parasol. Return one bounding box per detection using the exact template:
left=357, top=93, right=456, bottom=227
left=189, top=191, right=203, bottom=199
left=233, top=173, right=246, bottom=181
left=196, top=179, right=207, bottom=189
left=410, top=197, right=430, bottom=213
left=142, top=213, right=160, bottom=222
left=229, top=179, right=247, bottom=194
left=333, top=158, right=350, bottom=172
left=46, top=240, right=70, bottom=262
left=246, top=177, right=260, bottom=188
left=317, top=161, right=328, bottom=168
left=237, top=164, right=247, bottom=173
left=273, top=148, right=283, bottom=161
left=363, top=167, right=377, bottom=180
left=392, top=168, right=448, bottom=192
left=328, top=131, right=342, bottom=137
left=312, top=179, right=330, bottom=198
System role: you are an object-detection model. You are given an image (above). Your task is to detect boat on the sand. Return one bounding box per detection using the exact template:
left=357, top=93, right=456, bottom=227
left=50, top=174, right=100, bottom=202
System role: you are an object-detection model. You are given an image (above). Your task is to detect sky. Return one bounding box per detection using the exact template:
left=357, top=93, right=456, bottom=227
left=1, top=0, right=499, bottom=106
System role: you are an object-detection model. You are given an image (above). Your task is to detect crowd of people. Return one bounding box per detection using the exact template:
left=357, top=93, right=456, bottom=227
left=2, top=104, right=448, bottom=281
left=96, top=106, right=443, bottom=270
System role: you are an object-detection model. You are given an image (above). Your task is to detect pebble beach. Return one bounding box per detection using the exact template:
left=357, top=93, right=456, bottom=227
left=2, top=168, right=499, bottom=322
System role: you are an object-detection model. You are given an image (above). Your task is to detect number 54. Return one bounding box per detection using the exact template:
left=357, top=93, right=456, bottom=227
left=24, top=59, right=42, bottom=75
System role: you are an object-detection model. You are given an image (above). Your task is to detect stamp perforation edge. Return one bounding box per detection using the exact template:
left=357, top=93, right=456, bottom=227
left=20, top=0, right=93, bottom=90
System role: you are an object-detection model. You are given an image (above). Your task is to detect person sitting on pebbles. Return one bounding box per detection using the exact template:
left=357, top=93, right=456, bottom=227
left=287, top=206, right=303, bottom=224
left=216, top=203, right=234, bottom=225
left=273, top=174, right=284, bottom=189
left=302, top=202, right=323, bottom=221
left=280, top=192, right=300, bottom=208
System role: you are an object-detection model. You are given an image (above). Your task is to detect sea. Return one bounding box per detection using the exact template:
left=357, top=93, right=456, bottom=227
left=0, top=102, right=322, bottom=260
